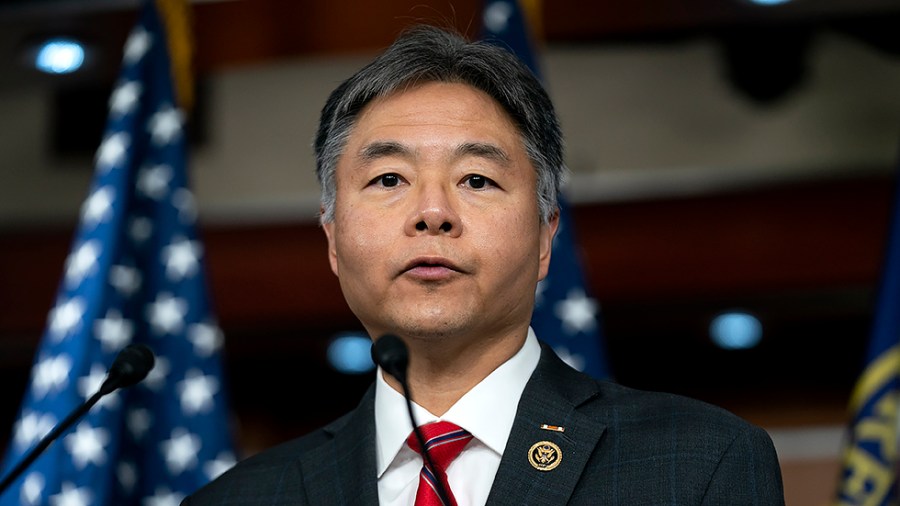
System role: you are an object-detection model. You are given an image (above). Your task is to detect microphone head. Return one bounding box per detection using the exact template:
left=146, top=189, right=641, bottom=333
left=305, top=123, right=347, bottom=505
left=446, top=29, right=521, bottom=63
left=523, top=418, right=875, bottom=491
left=100, top=343, right=156, bottom=395
left=371, top=334, right=409, bottom=383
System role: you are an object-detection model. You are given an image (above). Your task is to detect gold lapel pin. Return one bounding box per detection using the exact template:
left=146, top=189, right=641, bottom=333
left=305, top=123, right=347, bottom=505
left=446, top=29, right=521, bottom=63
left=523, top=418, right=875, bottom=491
left=540, top=424, right=565, bottom=432
left=528, top=441, right=562, bottom=471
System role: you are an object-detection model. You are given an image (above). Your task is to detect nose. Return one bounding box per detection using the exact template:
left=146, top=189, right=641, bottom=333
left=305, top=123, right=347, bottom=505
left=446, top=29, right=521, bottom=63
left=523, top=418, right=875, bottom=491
left=405, top=183, right=462, bottom=237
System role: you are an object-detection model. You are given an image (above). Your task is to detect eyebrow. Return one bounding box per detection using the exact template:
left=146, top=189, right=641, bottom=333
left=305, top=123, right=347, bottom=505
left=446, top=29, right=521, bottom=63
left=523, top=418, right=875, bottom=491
left=454, top=142, right=511, bottom=166
left=356, top=140, right=511, bottom=166
left=358, top=141, right=411, bottom=163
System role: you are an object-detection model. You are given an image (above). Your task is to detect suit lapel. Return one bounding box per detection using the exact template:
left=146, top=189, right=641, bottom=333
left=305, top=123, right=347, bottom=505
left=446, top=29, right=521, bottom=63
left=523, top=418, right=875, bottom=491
left=301, top=386, right=380, bottom=506
left=487, top=343, right=607, bottom=505
left=295, top=344, right=605, bottom=505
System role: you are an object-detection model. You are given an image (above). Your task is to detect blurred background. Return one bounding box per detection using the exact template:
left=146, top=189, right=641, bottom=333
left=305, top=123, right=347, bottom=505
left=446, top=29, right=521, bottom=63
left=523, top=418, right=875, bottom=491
left=0, top=0, right=899, bottom=504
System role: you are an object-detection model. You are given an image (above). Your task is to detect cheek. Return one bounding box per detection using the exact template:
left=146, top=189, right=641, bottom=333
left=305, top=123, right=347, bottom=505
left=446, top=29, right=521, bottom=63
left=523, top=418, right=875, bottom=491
left=334, top=209, right=388, bottom=267
left=474, top=209, right=540, bottom=268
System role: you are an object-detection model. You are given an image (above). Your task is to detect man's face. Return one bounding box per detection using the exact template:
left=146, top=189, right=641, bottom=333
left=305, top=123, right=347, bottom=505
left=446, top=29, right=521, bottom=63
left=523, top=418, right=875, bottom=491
left=322, top=81, right=557, bottom=344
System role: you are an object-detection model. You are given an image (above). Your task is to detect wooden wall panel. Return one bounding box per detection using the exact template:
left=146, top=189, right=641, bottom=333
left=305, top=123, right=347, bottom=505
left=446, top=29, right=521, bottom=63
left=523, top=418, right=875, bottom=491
left=574, top=176, right=892, bottom=301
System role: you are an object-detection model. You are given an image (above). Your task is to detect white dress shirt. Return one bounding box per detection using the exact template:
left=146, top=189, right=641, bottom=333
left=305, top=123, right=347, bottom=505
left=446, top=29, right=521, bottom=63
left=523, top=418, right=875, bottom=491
left=375, top=328, right=541, bottom=506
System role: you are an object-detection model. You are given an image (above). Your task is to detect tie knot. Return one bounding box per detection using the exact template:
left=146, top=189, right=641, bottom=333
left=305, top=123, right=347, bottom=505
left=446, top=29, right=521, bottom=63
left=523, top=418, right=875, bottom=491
left=407, top=421, right=472, bottom=470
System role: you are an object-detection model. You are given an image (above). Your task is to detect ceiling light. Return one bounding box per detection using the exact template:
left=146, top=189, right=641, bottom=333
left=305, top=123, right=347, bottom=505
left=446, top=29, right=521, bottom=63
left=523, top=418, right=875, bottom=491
left=35, top=38, right=85, bottom=74
left=327, top=333, right=375, bottom=374
left=709, top=311, right=763, bottom=350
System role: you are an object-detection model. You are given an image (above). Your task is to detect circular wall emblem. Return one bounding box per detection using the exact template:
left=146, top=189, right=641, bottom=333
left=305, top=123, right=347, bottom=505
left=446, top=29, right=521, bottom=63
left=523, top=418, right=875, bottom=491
left=528, top=441, right=562, bottom=471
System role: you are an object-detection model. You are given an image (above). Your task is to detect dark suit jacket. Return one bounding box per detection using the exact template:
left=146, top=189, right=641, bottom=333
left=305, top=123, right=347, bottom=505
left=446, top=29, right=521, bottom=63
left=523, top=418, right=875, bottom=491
left=183, top=342, right=785, bottom=505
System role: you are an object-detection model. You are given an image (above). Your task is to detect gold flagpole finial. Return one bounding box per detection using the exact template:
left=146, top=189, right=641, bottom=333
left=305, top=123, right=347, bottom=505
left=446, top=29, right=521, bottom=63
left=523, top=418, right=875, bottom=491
left=154, top=0, right=194, bottom=113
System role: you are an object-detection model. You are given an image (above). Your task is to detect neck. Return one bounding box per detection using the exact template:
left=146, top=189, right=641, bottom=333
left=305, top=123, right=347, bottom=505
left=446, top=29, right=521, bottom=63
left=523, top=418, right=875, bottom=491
left=384, top=328, right=528, bottom=416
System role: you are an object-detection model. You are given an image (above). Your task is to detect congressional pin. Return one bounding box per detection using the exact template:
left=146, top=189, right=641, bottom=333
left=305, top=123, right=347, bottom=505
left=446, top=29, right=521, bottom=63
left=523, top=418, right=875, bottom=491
left=528, top=441, right=562, bottom=471
left=540, top=424, right=565, bottom=432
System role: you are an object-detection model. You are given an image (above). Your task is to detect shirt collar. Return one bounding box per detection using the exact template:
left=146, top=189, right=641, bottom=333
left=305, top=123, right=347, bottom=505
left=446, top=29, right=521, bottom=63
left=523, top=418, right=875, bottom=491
left=374, top=328, right=541, bottom=477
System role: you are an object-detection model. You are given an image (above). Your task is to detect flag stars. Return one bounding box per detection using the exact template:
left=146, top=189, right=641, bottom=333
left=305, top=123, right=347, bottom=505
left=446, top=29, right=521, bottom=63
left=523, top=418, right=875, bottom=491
left=94, top=309, right=134, bottom=352
left=22, top=472, right=44, bottom=505
left=553, top=346, right=587, bottom=373
left=142, top=355, right=169, bottom=391
left=147, top=105, right=184, bottom=146
left=177, top=369, right=219, bottom=415
left=49, top=482, right=92, bottom=506
left=160, top=428, right=201, bottom=475
left=109, top=80, right=142, bottom=117
left=204, top=452, right=237, bottom=481
left=64, top=240, right=101, bottom=288
left=144, top=487, right=185, bottom=506
left=483, top=1, right=513, bottom=34
left=109, top=265, right=142, bottom=297
left=162, top=237, right=202, bottom=281
left=77, top=364, right=120, bottom=409
left=14, top=411, right=56, bottom=449
left=64, top=423, right=110, bottom=469
left=80, top=186, right=115, bottom=227
left=172, top=188, right=198, bottom=224
left=123, top=26, right=152, bottom=65
left=95, top=132, right=130, bottom=172
left=127, top=408, right=153, bottom=440
left=147, top=293, right=188, bottom=335
left=117, top=461, right=137, bottom=493
left=554, top=289, right=599, bottom=334
left=48, top=297, right=86, bottom=341
left=32, top=354, right=72, bottom=399
left=129, top=216, right=154, bottom=243
left=137, top=164, right=173, bottom=200
left=188, top=322, right=224, bottom=357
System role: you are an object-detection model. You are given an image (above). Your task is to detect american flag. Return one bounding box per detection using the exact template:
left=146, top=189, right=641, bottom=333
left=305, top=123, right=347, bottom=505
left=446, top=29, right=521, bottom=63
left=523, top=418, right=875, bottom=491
left=480, top=0, right=612, bottom=380
left=0, top=0, right=237, bottom=504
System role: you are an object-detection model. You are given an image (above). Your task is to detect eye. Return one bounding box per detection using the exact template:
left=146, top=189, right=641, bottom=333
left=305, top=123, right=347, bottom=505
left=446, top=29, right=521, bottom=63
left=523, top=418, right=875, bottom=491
left=370, top=173, right=402, bottom=188
left=463, top=174, right=496, bottom=190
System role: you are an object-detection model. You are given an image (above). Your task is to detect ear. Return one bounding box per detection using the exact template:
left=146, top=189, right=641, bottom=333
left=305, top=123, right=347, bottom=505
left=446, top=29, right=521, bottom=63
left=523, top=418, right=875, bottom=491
left=321, top=216, right=339, bottom=277
left=537, top=209, right=560, bottom=281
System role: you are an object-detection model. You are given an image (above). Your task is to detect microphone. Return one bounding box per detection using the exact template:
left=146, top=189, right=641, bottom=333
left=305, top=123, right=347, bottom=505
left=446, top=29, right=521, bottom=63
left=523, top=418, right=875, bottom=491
left=371, top=333, right=409, bottom=384
left=371, top=334, right=453, bottom=506
left=0, top=343, right=156, bottom=494
left=98, top=341, right=156, bottom=395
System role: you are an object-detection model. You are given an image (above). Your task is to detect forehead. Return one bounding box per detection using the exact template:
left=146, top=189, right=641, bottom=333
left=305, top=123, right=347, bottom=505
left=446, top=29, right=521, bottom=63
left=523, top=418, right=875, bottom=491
left=346, top=81, right=524, bottom=150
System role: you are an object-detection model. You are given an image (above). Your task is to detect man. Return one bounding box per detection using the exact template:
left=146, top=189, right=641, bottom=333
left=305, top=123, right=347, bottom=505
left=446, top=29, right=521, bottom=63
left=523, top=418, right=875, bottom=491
left=184, top=25, right=784, bottom=505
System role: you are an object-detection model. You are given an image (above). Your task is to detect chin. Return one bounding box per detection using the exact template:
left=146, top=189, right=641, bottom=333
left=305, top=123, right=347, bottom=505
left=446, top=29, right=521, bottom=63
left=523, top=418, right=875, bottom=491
left=364, top=300, right=479, bottom=337
left=390, top=313, right=473, bottom=341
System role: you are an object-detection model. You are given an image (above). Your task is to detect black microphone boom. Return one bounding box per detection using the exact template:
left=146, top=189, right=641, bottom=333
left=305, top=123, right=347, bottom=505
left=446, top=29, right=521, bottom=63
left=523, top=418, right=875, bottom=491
left=0, top=343, right=156, bottom=495
left=371, top=334, right=453, bottom=506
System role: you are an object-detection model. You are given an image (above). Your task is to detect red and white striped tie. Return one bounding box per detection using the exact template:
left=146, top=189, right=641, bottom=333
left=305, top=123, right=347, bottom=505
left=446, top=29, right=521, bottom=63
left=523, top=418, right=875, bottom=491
left=406, top=421, right=473, bottom=506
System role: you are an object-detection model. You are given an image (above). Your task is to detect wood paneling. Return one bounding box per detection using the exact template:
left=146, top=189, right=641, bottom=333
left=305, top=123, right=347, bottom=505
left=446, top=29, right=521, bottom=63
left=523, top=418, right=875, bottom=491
left=575, top=176, right=892, bottom=301
left=184, top=0, right=900, bottom=72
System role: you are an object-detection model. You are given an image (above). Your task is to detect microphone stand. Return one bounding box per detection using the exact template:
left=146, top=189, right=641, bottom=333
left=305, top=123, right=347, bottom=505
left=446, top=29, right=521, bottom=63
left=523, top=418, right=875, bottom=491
left=0, top=389, right=104, bottom=493
left=397, top=377, right=454, bottom=506
left=372, top=334, right=453, bottom=506
left=0, top=343, right=154, bottom=495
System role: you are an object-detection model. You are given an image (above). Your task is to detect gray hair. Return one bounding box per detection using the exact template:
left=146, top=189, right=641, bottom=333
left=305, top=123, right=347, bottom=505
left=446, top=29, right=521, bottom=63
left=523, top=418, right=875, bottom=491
left=314, top=24, right=565, bottom=224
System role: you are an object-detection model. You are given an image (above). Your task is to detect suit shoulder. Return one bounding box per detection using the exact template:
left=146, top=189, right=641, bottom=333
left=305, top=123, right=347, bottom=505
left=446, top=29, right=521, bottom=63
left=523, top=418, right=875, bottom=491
left=587, top=381, right=781, bottom=484
left=184, top=412, right=354, bottom=503
left=592, top=380, right=767, bottom=438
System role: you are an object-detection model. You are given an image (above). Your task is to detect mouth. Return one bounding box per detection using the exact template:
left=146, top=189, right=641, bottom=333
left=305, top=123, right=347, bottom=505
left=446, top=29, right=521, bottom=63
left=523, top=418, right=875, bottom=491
left=400, top=256, right=463, bottom=280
